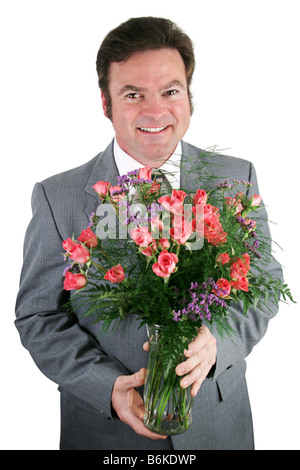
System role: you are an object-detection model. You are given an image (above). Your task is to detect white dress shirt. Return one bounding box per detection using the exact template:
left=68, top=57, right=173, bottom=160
left=113, top=137, right=182, bottom=190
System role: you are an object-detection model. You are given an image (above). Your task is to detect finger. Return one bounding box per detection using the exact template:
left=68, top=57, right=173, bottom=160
left=175, top=353, right=202, bottom=377
left=125, top=413, right=167, bottom=440
left=119, top=368, right=146, bottom=392
left=184, top=327, right=208, bottom=357
left=179, top=362, right=207, bottom=387
left=143, top=341, right=149, bottom=351
left=133, top=400, right=146, bottom=420
left=120, top=399, right=167, bottom=440
left=190, top=377, right=204, bottom=397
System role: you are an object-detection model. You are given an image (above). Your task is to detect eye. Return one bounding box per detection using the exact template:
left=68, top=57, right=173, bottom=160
left=126, top=92, right=141, bottom=99
left=165, top=89, right=178, bottom=96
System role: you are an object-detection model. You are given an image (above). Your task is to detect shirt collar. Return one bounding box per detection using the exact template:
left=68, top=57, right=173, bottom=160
left=113, top=137, right=182, bottom=189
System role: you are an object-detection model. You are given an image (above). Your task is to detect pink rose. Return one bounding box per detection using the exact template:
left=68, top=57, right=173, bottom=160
left=158, top=189, right=187, bottom=215
left=140, top=241, right=157, bottom=257
left=192, top=204, right=227, bottom=245
left=62, top=237, right=78, bottom=253
left=158, top=238, right=170, bottom=250
left=213, top=278, right=231, bottom=298
left=230, top=253, right=250, bottom=279
left=92, top=181, right=110, bottom=198
left=130, top=226, right=153, bottom=247
left=104, top=264, right=125, bottom=283
left=192, top=203, right=220, bottom=221
left=109, top=185, right=122, bottom=195
left=225, top=196, right=244, bottom=215
left=63, top=271, right=87, bottom=290
left=170, top=217, right=193, bottom=244
left=158, top=195, right=177, bottom=213
left=151, top=216, right=164, bottom=232
left=62, top=238, right=90, bottom=264
left=138, top=166, right=152, bottom=180
left=203, top=217, right=227, bottom=246
left=244, top=218, right=257, bottom=231
left=231, top=276, right=249, bottom=292
left=109, top=185, right=124, bottom=202
left=152, top=251, right=178, bottom=278
left=69, top=244, right=90, bottom=264
left=203, top=205, right=227, bottom=245
left=149, top=182, right=161, bottom=195
left=78, top=227, right=98, bottom=248
left=170, top=189, right=187, bottom=204
left=203, top=204, right=221, bottom=218
left=216, top=253, right=231, bottom=265
left=193, top=189, right=207, bottom=205
left=250, top=194, right=262, bottom=207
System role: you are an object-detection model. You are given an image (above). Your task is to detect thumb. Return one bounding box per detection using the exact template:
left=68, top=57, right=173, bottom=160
left=114, top=368, right=147, bottom=394
left=126, top=367, right=146, bottom=390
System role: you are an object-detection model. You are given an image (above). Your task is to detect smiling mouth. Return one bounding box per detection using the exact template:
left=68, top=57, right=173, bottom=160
left=138, top=126, right=169, bottom=133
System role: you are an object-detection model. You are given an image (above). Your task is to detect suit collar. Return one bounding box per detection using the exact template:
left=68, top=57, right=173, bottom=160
left=84, top=139, right=193, bottom=198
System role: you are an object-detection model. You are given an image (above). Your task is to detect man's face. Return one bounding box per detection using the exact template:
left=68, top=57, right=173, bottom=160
left=101, top=48, right=191, bottom=166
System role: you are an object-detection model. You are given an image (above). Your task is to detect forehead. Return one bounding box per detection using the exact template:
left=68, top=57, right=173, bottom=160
left=108, top=48, right=187, bottom=91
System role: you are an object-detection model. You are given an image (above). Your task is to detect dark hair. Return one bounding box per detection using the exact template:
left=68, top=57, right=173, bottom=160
left=96, top=17, right=195, bottom=119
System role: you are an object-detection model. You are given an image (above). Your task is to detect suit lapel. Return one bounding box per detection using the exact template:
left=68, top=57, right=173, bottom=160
left=180, top=141, right=205, bottom=192
left=180, top=141, right=226, bottom=192
left=84, top=139, right=120, bottom=221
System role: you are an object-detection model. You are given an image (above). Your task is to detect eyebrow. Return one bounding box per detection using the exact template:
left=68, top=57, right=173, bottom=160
left=118, top=85, right=147, bottom=96
left=117, top=79, right=186, bottom=96
left=163, top=80, right=186, bottom=91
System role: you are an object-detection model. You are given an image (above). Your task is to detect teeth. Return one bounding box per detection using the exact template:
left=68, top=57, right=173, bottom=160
left=139, top=126, right=167, bottom=133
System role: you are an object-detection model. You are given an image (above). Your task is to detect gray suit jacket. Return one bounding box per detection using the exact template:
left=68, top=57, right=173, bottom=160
left=15, top=140, right=283, bottom=450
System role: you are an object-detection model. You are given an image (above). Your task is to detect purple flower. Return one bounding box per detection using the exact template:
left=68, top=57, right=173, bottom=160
left=172, top=310, right=181, bottom=322
left=216, top=179, right=233, bottom=190
left=172, top=278, right=228, bottom=324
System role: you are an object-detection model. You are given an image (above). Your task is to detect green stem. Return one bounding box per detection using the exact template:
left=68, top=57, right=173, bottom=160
left=97, top=246, right=114, bottom=264
left=144, top=329, right=194, bottom=434
left=91, top=260, right=107, bottom=272
left=156, top=372, right=176, bottom=426
left=145, top=351, right=163, bottom=421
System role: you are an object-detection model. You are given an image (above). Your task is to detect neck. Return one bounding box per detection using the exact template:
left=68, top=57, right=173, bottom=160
left=132, top=155, right=171, bottom=169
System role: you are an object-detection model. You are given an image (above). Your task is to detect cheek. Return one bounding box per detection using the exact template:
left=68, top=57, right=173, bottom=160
left=172, top=101, right=191, bottom=126
left=112, top=104, right=139, bottom=129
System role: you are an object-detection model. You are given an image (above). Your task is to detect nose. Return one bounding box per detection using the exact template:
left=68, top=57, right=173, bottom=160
left=140, top=95, right=167, bottom=121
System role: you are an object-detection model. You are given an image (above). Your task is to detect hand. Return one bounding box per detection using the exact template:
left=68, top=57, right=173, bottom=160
left=111, top=367, right=167, bottom=440
left=175, top=325, right=217, bottom=397
left=143, top=325, right=217, bottom=398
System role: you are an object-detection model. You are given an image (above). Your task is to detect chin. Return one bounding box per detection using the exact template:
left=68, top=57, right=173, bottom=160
left=141, top=143, right=175, bottom=159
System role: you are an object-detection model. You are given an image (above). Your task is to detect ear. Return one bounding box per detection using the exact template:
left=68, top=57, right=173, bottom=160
left=101, top=90, right=109, bottom=118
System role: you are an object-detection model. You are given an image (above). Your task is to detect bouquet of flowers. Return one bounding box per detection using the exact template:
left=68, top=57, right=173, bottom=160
left=62, top=159, right=294, bottom=435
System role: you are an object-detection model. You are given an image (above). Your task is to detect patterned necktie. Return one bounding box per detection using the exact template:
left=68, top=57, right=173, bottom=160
left=151, top=169, right=171, bottom=194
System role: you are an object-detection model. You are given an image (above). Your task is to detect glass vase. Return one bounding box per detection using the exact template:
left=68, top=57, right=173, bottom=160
left=143, top=324, right=194, bottom=435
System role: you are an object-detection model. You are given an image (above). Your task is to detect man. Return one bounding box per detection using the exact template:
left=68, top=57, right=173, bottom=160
left=15, top=17, right=282, bottom=450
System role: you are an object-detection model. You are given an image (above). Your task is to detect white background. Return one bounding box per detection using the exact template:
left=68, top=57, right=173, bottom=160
left=0, top=0, right=299, bottom=450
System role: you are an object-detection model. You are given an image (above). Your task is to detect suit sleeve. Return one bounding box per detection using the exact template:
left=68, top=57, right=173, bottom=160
left=15, top=182, right=128, bottom=418
left=212, top=162, right=284, bottom=379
